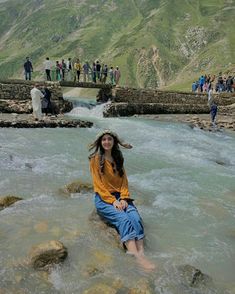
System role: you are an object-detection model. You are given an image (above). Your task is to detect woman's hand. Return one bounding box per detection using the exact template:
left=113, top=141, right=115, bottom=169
left=113, top=200, right=123, bottom=211
left=120, top=199, right=128, bottom=209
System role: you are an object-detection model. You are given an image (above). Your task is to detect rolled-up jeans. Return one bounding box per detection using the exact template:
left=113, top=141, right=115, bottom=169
left=94, top=192, right=144, bottom=243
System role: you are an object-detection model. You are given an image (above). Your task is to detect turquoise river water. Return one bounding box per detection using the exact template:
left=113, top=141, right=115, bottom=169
left=0, top=95, right=235, bottom=294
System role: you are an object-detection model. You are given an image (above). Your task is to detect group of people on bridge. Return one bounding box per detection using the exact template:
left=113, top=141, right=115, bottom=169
left=24, top=57, right=121, bottom=86
left=191, top=73, right=234, bottom=93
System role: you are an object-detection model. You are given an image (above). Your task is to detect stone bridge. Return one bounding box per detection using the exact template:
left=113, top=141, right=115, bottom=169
left=0, top=79, right=112, bottom=113
left=103, top=87, right=235, bottom=117
left=0, top=79, right=234, bottom=116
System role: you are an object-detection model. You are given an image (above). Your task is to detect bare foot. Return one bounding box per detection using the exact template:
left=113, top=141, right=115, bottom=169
left=136, top=255, right=156, bottom=271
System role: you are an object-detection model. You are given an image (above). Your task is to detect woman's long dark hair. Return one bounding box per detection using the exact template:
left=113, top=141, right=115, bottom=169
left=89, top=134, right=124, bottom=177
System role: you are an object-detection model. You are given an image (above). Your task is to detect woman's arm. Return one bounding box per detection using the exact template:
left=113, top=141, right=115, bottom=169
left=90, top=156, right=116, bottom=204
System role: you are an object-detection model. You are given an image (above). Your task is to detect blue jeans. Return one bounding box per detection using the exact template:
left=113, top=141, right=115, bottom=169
left=25, top=71, right=31, bottom=80
left=95, top=193, right=144, bottom=243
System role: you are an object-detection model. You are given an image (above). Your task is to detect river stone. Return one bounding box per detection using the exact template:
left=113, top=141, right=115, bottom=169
left=82, top=283, right=117, bottom=294
left=59, top=180, right=93, bottom=195
left=34, top=221, right=48, bottom=233
left=177, top=264, right=213, bottom=287
left=127, top=278, right=155, bottom=294
left=0, top=195, right=23, bottom=209
left=29, top=240, right=68, bottom=270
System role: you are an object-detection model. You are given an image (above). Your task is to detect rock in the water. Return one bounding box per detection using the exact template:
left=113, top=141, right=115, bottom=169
left=89, top=209, right=123, bottom=249
left=0, top=195, right=23, bottom=209
left=82, top=283, right=117, bottom=294
left=177, top=264, right=213, bottom=287
left=29, top=240, right=68, bottom=271
left=60, top=180, right=93, bottom=195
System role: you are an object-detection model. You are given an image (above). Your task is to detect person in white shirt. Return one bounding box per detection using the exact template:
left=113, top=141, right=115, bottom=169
left=43, top=57, right=52, bottom=81
left=30, top=84, right=44, bottom=120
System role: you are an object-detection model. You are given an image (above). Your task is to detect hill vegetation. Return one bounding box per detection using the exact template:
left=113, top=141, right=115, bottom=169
left=0, top=0, right=234, bottom=90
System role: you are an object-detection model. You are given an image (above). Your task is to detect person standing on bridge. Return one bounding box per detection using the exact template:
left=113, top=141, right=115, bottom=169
left=83, top=61, right=91, bottom=82
left=66, top=57, right=72, bottom=81
left=30, top=83, right=44, bottom=121
left=74, top=59, right=82, bottom=82
left=24, top=57, right=33, bottom=80
left=43, top=57, right=52, bottom=81
left=102, top=64, right=108, bottom=84
left=114, top=66, right=121, bottom=87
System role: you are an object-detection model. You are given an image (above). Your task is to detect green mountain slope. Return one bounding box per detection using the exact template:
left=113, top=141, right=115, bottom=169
left=0, top=0, right=234, bottom=90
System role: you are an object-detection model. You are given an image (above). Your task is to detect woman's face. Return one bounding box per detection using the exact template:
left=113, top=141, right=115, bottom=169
left=101, top=134, right=114, bottom=151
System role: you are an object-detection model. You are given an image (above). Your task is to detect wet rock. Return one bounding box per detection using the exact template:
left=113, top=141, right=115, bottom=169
left=29, top=240, right=68, bottom=271
left=0, top=287, right=28, bottom=294
left=177, top=264, right=213, bottom=287
left=0, top=195, right=23, bottom=209
left=59, top=180, right=93, bottom=195
left=82, top=283, right=117, bottom=294
left=89, top=209, right=123, bottom=249
left=128, top=278, right=155, bottom=294
left=0, top=116, right=93, bottom=128
left=83, top=265, right=104, bottom=278
left=34, top=221, right=48, bottom=233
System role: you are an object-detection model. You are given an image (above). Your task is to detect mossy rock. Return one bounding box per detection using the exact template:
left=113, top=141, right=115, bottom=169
left=29, top=240, right=68, bottom=271
left=177, top=264, right=213, bottom=287
left=59, top=180, right=93, bottom=195
left=0, top=195, right=23, bottom=209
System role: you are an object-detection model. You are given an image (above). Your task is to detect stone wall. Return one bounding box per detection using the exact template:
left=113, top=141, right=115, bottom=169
left=103, top=87, right=235, bottom=117
left=0, top=80, right=73, bottom=114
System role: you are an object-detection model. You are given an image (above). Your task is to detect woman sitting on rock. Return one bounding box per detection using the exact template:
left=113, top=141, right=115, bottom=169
left=89, top=129, right=155, bottom=271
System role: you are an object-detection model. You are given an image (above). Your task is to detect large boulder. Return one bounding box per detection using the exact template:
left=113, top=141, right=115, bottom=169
left=29, top=240, right=68, bottom=271
left=0, top=195, right=23, bottom=209
left=89, top=209, right=123, bottom=249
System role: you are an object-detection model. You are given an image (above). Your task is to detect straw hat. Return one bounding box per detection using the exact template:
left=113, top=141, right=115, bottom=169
left=90, top=129, right=132, bottom=149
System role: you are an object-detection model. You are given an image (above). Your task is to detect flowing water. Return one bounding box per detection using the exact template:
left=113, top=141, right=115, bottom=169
left=0, top=94, right=235, bottom=293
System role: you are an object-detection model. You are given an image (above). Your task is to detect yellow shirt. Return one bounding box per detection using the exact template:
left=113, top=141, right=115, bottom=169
left=90, top=154, right=130, bottom=204
left=74, top=62, right=81, bottom=71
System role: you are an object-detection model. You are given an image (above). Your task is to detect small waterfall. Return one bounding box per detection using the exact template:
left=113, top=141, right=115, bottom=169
left=67, top=100, right=110, bottom=119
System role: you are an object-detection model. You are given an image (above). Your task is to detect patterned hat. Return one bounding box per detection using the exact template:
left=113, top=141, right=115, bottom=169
left=89, top=129, right=132, bottom=150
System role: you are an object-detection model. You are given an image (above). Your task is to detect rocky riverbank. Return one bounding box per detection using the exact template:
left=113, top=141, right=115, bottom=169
left=136, top=113, right=235, bottom=132
left=0, top=113, right=93, bottom=128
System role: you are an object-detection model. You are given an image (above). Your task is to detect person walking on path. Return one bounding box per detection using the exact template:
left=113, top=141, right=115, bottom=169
left=208, top=87, right=217, bottom=127
left=24, top=57, right=33, bottom=80
left=89, top=129, right=156, bottom=271
left=43, top=57, right=52, bottom=81
left=30, top=84, right=44, bottom=121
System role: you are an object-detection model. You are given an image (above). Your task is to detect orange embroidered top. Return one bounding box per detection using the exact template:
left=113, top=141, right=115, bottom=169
left=89, top=154, right=130, bottom=204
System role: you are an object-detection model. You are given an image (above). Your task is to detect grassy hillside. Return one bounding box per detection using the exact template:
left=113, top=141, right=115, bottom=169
left=0, top=0, right=234, bottom=90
